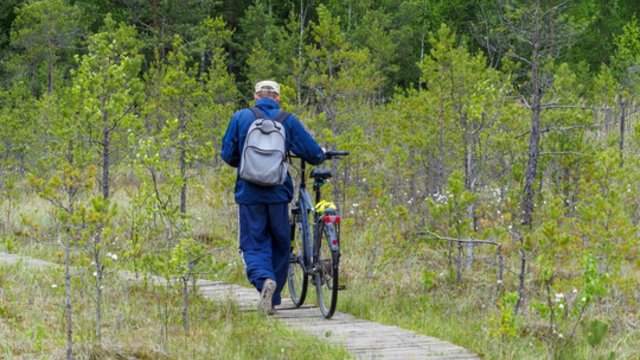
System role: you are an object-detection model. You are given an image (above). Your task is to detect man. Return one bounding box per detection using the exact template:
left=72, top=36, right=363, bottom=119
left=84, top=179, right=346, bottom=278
left=221, top=80, right=325, bottom=315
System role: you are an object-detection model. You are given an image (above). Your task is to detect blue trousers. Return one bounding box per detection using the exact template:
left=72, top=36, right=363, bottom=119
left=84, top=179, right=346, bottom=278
left=238, top=203, right=290, bottom=306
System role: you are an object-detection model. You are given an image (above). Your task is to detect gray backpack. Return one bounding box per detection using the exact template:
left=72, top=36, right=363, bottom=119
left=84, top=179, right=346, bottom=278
left=239, top=107, right=290, bottom=186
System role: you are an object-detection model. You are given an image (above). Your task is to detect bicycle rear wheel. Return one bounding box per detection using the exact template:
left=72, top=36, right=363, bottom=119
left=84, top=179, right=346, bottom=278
left=287, top=211, right=308, bottom=307
left=315, top=222, right=339, bottom=318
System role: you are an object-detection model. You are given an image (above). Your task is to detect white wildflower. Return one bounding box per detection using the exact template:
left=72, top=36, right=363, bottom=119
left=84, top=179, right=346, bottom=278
left=93, top=272, right=98, bottom=277
left=51, top=284, right=58, bottom=289
left=555, top=293, right=564, bottom=302
left=353, top=203, right=359, bottom=207
left=497, top=279, right=503, bottom=285
left=581, top=297, right=587, bottom=302
left=572, top=288, right=578, bottom=294
left=558, top=303, right=564, bottom=310
left=558, top=333, right=564, bottom=339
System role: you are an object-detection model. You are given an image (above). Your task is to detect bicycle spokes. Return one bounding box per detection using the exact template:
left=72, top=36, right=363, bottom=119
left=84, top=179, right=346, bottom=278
left=316, top=223, right=339, bottom=318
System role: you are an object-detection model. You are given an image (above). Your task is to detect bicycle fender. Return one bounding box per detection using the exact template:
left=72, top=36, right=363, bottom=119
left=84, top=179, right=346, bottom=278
left=323, top=222, right=340, bottom=251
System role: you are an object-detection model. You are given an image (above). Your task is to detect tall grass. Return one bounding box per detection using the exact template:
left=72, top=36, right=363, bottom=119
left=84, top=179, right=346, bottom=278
left=337, top=222, right=640, bottom=360
left=0, top=261, right=352, bottom=359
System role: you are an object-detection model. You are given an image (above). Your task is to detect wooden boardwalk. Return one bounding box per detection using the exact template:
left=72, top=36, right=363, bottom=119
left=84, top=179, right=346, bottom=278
left=196, top=279, right=479, bottom=360
left=0, top=252, right=480, bottom=359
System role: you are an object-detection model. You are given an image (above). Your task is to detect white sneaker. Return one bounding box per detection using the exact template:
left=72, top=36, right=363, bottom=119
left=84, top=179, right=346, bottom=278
left=258, top=279, right=276, bottom=315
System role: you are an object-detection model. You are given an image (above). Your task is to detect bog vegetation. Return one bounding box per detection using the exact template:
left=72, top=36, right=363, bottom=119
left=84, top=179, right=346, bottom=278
left=0, top=0, right=639, bottom=359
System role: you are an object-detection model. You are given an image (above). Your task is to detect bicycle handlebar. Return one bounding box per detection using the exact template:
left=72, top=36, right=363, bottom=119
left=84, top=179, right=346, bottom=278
left=288, top=150, right=350, bottom=160
left=324, top=150, right=350, bottom=159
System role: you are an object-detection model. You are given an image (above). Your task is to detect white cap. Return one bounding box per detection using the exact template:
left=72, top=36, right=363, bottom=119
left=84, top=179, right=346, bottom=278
left=254, top=80, right=280, bottom=95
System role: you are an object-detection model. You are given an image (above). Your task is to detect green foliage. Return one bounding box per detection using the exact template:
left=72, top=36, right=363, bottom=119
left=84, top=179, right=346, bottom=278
left=0, top=82, right=41, bottom=172
left=611, top=16, right=640, bottom=86
left=1, top=1, right=640, bottom=358
left=306, top=4, right=381, bottom=137
left=8, top=0, right=85, bottom=94
left=583, top=318, right=609, bottom=348
left=490, top=291, right=519, bottom=338
left=427, top=172, right=477, bottom=238
left=0, top=234, right=16, bottom=253
left=581, top=252, right=608, bottom=304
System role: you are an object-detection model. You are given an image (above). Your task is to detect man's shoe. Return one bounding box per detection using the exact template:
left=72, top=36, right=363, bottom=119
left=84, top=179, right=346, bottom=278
left=258, top=279, right=276, bottom=315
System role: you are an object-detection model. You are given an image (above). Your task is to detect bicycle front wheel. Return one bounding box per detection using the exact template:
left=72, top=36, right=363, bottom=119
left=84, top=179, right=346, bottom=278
left=288, top=211, right=309, bottom=307
left=315, top=222, right=339, bottom=318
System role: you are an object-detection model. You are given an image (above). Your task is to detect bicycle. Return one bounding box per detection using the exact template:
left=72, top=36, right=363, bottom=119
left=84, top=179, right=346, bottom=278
left=287, top=150, right=349, bottom=318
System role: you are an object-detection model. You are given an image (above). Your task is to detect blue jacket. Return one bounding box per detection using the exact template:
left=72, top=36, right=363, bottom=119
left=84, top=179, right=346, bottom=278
left=221, top=98, right=325, bottom=204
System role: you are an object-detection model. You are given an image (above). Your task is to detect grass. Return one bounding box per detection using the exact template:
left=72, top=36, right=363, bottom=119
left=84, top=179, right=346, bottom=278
left=336, top=234, right=640, bottom=360
left=2, top=177, right=639, bottom=359
left=0, top=260, right=352, bottom=359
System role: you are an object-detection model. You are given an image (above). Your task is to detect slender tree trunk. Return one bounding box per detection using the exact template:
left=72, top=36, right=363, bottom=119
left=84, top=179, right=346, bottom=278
left=496, top=245, right=504, bottom=295
left=517, top=2, right=542, bottom=314
left=437, top=99, right=445, bottom=193
left=152, top=0, right=159, bottom=60
left=460, top=111, right=478, bottom=270
left=179, top=108, right=190, bottom=332
left=295, top=0, right=308, bottom=107
left=515, top=252, right=527, bottom=313
left=521, top=86, right=541, bottom=225
left=456, top=242, right=463, bottom=283
left=101, top=99, right=110, bottom=200
left=94, top=243, right=103, bottom=342
left=618, top=95, right=625, bottom=167
left=179, top=111, right=187, bottom=215
left=95, top=95, right=110, bottom=341
left=182, top=272, right=190, bottom=332
left=65, top=237, right=73, bottom=359
left=48, top=40, right=55, bottom=94
left=64, top=214, right=73, bottom=359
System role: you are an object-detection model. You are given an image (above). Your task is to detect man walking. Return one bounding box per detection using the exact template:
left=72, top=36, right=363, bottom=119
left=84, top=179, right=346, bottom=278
left=221, top=80, right=325, bottom=315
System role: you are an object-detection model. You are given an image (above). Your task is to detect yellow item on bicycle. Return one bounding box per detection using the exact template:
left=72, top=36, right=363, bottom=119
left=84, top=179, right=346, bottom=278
left=315, top=200, right=337, bottom=213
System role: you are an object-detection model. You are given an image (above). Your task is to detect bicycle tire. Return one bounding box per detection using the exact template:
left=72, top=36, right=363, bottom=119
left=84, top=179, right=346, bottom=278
left=287, top=209, right=309, bottom=307
left=315, top=222, right=339, bottom=318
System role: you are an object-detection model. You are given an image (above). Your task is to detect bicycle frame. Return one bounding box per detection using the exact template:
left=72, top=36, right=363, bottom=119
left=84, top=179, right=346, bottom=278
left=288, top=150, right=349, bottom=318
left=295, top=160, right=315, bottom=270
left=293, top=160, right=332, bottom=271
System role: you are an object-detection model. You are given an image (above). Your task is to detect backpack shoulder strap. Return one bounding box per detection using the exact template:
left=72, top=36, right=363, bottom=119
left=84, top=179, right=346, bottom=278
left=275, top=111, right=290, bottom=123
left=249, top=107, right=263, bottom=119
left=250, top=107, right=289, bottom=123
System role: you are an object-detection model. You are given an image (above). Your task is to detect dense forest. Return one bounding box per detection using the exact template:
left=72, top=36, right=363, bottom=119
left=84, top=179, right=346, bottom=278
left=1, top=0, right=640, bottom=359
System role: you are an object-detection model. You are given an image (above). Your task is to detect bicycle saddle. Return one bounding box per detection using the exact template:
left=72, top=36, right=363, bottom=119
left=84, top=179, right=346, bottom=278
left=310, top=168, right=332, bottom=180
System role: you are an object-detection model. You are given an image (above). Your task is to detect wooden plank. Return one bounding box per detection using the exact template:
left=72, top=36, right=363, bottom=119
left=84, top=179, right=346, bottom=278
left=188, top=278, right=479, bottom=359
